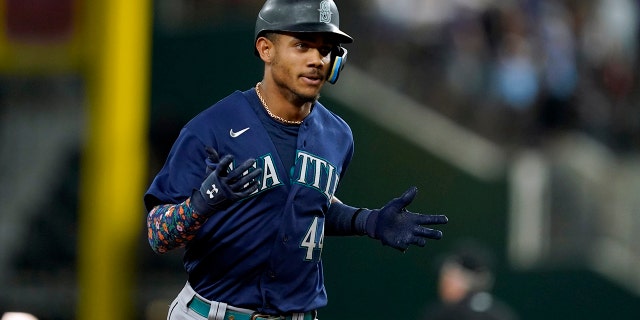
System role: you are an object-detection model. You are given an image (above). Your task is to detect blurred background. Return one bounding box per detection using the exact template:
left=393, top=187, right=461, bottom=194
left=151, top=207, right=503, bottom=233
left=1, top=0, right=640, bottom=319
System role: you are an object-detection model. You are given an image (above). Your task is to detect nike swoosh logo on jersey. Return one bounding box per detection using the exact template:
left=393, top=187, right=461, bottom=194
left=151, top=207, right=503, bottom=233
left=229, top=127, right=250, bottom=138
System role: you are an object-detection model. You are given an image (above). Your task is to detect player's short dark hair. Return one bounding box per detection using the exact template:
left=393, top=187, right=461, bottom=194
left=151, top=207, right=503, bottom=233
left=263, top=32, right=279, bottom=43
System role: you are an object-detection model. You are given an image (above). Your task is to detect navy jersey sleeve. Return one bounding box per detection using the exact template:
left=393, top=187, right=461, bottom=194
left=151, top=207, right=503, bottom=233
left=325, top=108, right=354, bottom=189
left=144, top=127, right=210, bottom=212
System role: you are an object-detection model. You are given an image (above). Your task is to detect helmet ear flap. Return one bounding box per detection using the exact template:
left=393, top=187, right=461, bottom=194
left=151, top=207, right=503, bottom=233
left=327, top=46, right=347, bottom=84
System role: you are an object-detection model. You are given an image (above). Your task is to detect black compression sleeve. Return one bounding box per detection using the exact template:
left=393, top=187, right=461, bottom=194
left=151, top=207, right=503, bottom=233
left=325, top=201, right=371, bottom=236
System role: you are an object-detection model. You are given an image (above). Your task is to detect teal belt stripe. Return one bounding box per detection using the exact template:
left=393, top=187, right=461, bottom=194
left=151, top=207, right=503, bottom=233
left=188, top=296, right=315, bottom=320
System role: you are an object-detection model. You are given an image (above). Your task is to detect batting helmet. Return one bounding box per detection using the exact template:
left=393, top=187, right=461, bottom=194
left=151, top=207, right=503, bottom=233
left=255, top=0, right=353, bottom=84
left=255, top=0, right=353, bottom=44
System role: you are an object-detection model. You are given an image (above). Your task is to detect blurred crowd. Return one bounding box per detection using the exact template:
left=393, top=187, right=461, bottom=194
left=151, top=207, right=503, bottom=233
left=340, top=0, right=640, bottom=153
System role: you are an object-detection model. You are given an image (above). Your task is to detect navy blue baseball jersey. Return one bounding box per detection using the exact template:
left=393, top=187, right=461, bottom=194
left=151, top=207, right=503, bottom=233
left=145, top=87, right=354, bottom=314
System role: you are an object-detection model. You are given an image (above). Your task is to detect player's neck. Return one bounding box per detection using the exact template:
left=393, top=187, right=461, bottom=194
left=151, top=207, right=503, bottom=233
left=256, top=81, right=312, bottom=124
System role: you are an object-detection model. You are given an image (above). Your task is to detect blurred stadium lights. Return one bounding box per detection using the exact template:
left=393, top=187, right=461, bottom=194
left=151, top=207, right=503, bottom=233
left=1, top=312, right=38, bottom=320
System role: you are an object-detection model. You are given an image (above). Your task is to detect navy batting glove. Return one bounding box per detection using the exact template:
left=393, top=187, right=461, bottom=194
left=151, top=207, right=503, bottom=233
left=365, top=187, right=448, bottom=252
left=191, top=153, right=263, bottom=215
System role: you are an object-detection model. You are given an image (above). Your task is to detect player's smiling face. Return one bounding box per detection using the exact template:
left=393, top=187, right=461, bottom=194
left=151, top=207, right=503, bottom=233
left=269, top=32, right=336, bottom=103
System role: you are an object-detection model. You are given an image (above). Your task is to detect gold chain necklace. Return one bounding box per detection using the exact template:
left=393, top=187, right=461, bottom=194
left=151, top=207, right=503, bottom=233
left=255, top=82, right=305, bottom=125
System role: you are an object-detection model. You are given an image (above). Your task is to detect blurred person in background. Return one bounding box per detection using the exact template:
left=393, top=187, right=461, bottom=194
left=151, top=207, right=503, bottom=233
left=420, top=241, right=519, bottom=320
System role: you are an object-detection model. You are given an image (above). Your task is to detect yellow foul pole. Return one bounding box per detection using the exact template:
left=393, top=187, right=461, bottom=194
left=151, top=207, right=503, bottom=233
left=77, top=0, right=151, bottom=319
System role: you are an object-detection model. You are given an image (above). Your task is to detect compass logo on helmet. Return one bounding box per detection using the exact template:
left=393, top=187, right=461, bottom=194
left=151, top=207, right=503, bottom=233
left=319, top=0, right=333, bottom=23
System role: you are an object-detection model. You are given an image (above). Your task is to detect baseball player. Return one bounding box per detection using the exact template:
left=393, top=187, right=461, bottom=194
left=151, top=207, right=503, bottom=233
left=144, top=0, right=449, bottom=319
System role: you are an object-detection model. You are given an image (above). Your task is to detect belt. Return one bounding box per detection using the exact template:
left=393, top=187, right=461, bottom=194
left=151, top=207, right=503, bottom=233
left=188, top=295, right=316, bottom=320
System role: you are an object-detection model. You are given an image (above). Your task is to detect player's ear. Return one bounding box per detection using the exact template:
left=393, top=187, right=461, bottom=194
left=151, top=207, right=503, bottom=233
left=256, top=36, right=274, bottom=63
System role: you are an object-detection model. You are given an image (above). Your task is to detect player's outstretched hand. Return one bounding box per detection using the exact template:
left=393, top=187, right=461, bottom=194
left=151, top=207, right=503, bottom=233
left=191, top=150, right=263, bottom=216
left=367, top=187, right=448, bottom=252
